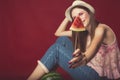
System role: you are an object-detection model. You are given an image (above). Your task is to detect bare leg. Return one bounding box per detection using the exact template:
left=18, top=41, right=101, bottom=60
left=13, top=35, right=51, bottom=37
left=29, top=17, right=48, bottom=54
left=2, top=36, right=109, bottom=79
left=27, top=64, right=46, bottom=80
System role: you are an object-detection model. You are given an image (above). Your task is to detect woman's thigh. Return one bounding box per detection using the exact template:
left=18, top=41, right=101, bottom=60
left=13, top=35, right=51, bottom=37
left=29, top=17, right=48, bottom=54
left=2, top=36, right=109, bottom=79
left=40, top=36, right=101, bottom=80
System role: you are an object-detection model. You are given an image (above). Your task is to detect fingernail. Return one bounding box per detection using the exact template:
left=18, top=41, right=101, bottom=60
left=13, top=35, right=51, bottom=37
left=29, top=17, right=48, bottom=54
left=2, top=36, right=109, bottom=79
left=72, top=54, right=75, bottom=57
left=68, top=61, right=72, bottom=64
left=69, top=65, right=72, bottom=68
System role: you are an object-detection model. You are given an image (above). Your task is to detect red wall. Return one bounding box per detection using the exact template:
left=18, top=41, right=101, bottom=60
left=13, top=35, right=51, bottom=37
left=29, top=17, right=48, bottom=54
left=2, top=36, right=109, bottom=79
left=0, top=0, right=120, bottom=80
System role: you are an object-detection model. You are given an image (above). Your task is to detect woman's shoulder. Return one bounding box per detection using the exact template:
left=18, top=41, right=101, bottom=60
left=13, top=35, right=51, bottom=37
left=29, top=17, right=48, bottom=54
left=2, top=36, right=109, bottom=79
left=97, top=23, right=109, bottom=29
left=98, top=23, right=114, bottom=32
left=96, top=23, right=114, bottom=33
left=94, top=23, right=107, bottom=33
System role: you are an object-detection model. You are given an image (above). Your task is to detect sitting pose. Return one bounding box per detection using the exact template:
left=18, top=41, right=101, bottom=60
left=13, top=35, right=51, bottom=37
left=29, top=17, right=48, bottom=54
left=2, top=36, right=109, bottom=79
left=27, top=0, right=120, bottom=80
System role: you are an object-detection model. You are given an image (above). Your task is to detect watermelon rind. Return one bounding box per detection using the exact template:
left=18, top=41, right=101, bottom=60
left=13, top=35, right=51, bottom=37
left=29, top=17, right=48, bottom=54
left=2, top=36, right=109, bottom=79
left=40, top=72, right=64, bottom=80
left=70, top=26, right=86, bottom=32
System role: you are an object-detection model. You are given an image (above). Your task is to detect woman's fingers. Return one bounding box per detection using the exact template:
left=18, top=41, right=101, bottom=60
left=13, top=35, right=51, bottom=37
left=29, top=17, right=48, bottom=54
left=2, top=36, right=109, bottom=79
left=69, top=52, right=87, bottom=68
left=69, top=54, right=83, bottom=64
left=69, top=57, right=86, bottom=68
left=73, top=48, right=81, bottom=57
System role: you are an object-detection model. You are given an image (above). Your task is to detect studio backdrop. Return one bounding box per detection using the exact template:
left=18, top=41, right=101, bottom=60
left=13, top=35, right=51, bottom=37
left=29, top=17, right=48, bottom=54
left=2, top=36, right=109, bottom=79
left=0, top=0, right=120, bottom=80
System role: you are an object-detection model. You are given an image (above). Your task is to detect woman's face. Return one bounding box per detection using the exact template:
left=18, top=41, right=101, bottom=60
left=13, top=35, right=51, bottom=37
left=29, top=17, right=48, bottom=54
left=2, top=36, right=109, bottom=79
left=71, top=8, right=90, bottom=28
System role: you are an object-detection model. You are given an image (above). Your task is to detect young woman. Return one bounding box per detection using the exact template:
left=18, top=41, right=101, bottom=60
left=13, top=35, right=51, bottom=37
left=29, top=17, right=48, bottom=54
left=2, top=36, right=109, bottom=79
left=27, top=0, right=120, bottom=80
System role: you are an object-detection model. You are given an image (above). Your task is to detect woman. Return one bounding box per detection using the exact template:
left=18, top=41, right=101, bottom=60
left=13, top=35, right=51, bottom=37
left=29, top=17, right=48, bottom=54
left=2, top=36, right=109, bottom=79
left=27, top=0, right=120, bottom=80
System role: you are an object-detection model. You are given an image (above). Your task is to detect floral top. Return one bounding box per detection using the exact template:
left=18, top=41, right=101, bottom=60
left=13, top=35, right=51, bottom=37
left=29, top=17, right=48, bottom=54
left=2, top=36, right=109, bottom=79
left=87, top=37, right=120, bottom=79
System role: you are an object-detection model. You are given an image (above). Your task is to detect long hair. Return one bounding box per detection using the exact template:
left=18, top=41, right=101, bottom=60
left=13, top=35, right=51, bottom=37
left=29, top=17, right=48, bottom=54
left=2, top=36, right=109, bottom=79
left=71, top=6, right=99, bottom=52
left=89, top=11, right=99, bottom=40
left=72, top=31, right=88, bottom=52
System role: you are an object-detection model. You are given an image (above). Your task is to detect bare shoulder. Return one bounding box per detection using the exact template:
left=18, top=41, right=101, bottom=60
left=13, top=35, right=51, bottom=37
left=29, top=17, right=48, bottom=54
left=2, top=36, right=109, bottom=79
left=95, top=23, right=113, bottom=33
left=94, top=23, right=106, bottom=35
left=96, top=23, right=107, bottom=30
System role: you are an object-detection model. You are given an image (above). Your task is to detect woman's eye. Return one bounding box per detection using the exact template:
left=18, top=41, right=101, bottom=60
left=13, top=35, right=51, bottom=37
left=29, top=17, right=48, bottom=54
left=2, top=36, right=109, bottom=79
left=79, top=13, right=83, bottom=16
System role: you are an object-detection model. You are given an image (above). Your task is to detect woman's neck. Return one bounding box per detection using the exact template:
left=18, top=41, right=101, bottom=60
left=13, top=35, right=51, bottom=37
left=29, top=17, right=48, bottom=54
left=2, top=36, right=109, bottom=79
left=86, top=25, right=91, bottom=34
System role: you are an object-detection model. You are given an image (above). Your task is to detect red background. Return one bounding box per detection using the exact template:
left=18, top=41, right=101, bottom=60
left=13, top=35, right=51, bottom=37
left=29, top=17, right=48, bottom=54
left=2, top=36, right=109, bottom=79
left=0, top=0, right=120, bottom=80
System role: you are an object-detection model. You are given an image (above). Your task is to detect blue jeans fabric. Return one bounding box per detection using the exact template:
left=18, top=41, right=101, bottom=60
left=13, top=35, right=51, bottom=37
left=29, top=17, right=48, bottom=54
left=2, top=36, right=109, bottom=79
left=40, top=36, right=101, bottom=80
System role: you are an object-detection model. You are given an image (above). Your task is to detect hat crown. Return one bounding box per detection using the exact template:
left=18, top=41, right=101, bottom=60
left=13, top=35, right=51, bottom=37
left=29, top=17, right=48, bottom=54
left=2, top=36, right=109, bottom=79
left=71, top=0, right=95, bottom=13
left=65, top=0, right=95, bottom=22
left=72, top=1, right=86, bottom=6
left=75, top=0, right=82, bottom=1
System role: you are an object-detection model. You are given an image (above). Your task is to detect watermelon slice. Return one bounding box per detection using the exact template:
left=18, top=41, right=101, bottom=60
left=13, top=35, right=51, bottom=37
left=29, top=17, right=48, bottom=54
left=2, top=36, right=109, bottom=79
left=70, top=16, right=86, bottom=31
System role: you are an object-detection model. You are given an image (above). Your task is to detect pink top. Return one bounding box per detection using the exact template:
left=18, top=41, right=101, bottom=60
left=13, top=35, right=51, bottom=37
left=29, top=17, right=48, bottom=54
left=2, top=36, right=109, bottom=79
left=87, top=37, right=120, bottom=79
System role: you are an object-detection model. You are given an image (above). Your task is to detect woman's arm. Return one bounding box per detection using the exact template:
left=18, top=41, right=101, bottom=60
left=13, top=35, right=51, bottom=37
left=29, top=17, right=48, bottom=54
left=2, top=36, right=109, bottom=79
left=84, top=26, right=106, bottom=62
left=54, top=17, right=72, bottom=37
left=69, top=25, right=106, bottom=68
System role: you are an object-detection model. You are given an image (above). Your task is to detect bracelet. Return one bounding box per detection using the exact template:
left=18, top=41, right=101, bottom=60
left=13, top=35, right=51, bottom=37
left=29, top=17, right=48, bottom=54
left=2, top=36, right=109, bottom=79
left=82, top=54, right=88, bottom=64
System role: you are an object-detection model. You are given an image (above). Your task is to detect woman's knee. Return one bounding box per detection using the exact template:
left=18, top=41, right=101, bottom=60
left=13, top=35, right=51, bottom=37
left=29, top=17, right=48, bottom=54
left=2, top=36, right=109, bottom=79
left=55, top=36, right=73, bottom=51
left=56, top=36, right=69, bottom=43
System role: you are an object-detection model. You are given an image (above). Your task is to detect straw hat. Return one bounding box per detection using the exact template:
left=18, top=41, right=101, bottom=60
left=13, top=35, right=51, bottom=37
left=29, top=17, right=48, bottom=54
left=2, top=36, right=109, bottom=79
left=65, top=0, right=95, bottom=21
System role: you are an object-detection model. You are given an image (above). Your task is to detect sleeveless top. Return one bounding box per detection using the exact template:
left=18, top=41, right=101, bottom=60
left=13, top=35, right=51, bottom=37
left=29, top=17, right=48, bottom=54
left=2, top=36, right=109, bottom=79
left=87, top=36, right=120, bottom=79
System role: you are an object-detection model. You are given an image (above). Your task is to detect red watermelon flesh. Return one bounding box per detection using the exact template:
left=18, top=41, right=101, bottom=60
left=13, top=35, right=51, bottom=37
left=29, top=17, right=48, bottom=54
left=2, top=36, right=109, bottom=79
left=70, top=16, right=86, bottom=31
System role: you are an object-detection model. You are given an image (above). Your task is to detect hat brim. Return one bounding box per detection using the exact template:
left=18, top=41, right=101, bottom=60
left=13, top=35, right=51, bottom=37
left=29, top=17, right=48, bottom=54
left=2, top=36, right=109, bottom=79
left=65, top=0, right=95, bottom=22
left=65, top=6, right=75, bottom=22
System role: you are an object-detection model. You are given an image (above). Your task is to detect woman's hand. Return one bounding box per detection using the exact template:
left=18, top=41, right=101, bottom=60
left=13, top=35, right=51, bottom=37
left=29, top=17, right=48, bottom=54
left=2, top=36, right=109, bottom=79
left=54, top=17, right=72, bottom=37
left=69, top=49, right=87, bottom=68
